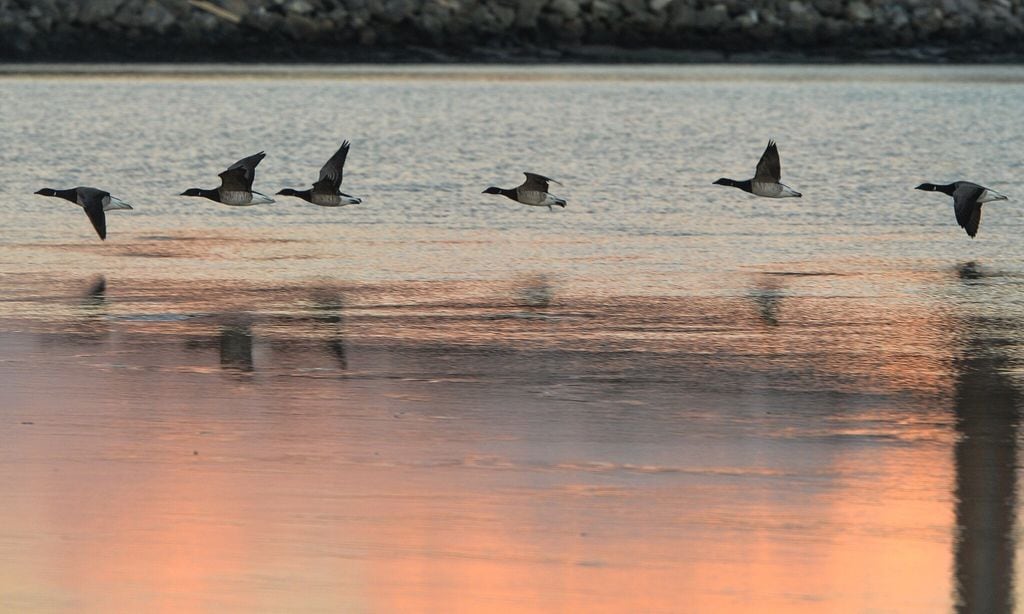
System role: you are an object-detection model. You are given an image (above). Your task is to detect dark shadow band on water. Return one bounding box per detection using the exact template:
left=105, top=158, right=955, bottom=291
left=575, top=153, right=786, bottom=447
left=952, top=262, right=1022, bottom=613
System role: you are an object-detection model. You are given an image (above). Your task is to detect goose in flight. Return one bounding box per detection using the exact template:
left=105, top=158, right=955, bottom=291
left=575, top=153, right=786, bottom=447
left=34, top=186, right=133, bottom=240
left=181, top=151, right=274, bottom=205
left=277, top=140, right=362, bottom=206
left=483, top=172, right=567, bottom=210
left=714, top=140, right=802, bottom=198
left=916, top=181, right=1008, bottom=238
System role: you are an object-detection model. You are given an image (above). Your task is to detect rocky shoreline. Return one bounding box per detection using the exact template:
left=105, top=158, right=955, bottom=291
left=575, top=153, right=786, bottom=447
left=2, top=0, right=1024, bottom=62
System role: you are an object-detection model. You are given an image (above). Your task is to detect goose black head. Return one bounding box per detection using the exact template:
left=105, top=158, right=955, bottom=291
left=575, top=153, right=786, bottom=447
left=482, top=187, right=502, bottom=195
left=276, top=188, right=299, bottom=197
left=180, top=188, right=204, bottom=197
left=35, top=188, right=58, bottom=196
left=916, top=182, right=958, bottom=196
left=713, top=178, right=733, bottom=186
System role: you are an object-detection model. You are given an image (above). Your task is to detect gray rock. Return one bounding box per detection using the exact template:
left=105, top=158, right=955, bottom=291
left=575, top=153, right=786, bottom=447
left=31, top=0, right=59, bottom=20
left=694, top=3, right=727, bottom=28
left=591, top=0, right=624, bottom=21
left=811, top=0, right=841, bottom=17
left=77, top=0, right=125, bottom=24
left=667, top=0, right=695, bottom=27
left=491, top=3, right=516, bottom=27
left=912, top=6, right=944, bottom=33
left=244, top=7, right=285, bottom=31
left=372, top=0, right=414, bottom=23
left=619, top=0, right=646, bottom=15
left=845, top=0, right=871, bottom=22
left=886, top=5, right=909, bottom=29
left=348, top=7, right=370, bottom=28
left=736, top=8, right=758, bottom=27
left=140, top=1, right=176, bottom=31
left=283, top=12, right=319, bottom=38
left=939, top=0, right=963, bottom=13
left=549, top=0, right=581, bottom=19
left=285, top=0, right=316, bottom=13
left=515, top=0, right=545, bottom=27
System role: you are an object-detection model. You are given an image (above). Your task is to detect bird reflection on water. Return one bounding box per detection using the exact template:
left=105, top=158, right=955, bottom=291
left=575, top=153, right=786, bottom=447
left=83, top=275, right=106, bottom=305
left=956, top=261, right=984, bottom=282
left=513, top=274, right=555, bottom=310
left=951, top=262, right=1021, bottom=613
left=44, top=274, right=111, bottom=344
left=173, top=286, right=352, bottom=375
left=749, top=275, right=785, bottom=327
left=219, top=320, right=254, bottom=373
left=267, top=290, right=350, bottom=371
left=312, top=292, right=348, bottom=370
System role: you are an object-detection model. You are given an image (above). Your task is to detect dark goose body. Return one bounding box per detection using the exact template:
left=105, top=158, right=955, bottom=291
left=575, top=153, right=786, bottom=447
left=714, top=140, right=802, bottom=198
left=483, top=172, right=567, bottom=210
left=34, top=186, right=133, bottom=240
left=181, top=151, right=274, bottom=206
left=915, top=181, right=1008, bottom=238
left=277, top=140, right=362, bottom=207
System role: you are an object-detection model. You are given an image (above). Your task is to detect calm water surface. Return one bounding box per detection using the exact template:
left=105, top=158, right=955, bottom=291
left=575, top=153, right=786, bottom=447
left=1, top=64, right=1024, bottom=612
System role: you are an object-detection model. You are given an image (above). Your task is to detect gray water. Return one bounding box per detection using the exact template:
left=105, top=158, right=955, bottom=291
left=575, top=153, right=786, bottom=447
left=1, top=64, right=1023, bottom=612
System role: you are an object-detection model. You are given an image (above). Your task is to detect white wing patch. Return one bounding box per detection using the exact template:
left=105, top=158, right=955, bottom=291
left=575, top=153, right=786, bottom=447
left=104, top=195, right=134, bottom=211
left=978, top=188, right=1008, bottom=203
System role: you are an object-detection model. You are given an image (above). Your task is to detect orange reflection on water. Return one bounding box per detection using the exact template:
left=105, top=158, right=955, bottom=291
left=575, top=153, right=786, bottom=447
left=0, top=269, right=990, bottom=613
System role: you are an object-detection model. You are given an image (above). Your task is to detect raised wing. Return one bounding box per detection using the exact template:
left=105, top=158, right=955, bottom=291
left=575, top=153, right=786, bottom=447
left=953, top=182, right=985, bottom=237
left=219, top=151, right=266, bottom=192
left=521, top=172, right=561, bottom=193
left=753, top=140, right=781, bottom=183
left=316, top=141, right=351, bottom=192
left=77, top=188, right=109, bottom=240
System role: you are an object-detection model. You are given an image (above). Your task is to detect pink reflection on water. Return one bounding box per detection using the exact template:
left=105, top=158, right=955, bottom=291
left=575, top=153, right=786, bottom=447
left=0, top=270, right=972, bottom=612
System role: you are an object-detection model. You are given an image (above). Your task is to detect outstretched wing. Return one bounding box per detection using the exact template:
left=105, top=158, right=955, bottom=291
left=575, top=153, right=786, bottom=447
left=219, top=151, right=266, bottom=192
left=521, top=172, right=561, bottom=193
left=753, top=140, right=781, bottom=183
left=316, top=141, right=351, bottom=192
left=77, top=188, right=109, bottom=240
left=953, top=182, right=985, bottom=237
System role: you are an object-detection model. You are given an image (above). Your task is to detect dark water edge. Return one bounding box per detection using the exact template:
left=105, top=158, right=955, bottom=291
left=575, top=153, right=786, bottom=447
left=6, top=42, right=1024, bottom=65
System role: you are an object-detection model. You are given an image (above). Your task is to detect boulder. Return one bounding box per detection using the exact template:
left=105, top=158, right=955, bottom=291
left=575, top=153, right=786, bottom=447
left=514, top=0, right=546, bottom=27
left=285, top=0, right=316, bottom=14
left=694, top=3, right=727, bottom=29
left=283, top=12, right=320, bottom=38
left=244, top=7, right=285, bottom=31
left=845, top=0, right=872, bottom=22
left=549, top=0, right=581, bottom=19
left=77, top=0, right=125, bottom=23
left=371, top=0, right=414, bottom=23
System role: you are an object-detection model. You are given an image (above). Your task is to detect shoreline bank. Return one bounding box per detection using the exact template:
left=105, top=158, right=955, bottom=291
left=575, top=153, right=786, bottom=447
left=2, top=0, right=1023, bottom=63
